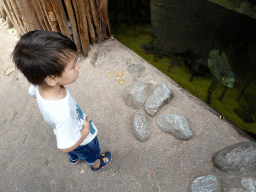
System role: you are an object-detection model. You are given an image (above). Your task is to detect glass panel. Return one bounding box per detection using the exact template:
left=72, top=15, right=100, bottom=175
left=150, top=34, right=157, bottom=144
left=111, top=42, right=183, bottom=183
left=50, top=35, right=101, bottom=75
left=109, top=0, right=256, bottom=138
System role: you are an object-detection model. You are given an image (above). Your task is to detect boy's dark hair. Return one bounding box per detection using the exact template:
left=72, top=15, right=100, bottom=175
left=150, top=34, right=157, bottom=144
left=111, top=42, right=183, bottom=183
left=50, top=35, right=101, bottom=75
left=12, top=30, right=77, bottom=85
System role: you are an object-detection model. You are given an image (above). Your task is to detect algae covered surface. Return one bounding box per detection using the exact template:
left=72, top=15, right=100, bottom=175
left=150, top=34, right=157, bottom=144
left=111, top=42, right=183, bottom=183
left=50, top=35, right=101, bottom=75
left=113, top=24, right=256, bottom=135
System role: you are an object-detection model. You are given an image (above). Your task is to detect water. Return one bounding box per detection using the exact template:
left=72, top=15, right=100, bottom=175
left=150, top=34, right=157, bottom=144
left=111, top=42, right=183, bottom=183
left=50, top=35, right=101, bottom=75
left=108, top=0, right=256, bottom=137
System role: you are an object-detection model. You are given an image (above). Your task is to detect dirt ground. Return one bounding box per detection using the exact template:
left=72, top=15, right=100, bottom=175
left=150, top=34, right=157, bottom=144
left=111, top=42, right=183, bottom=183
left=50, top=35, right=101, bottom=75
left=0, top=22, right=254, bottom=192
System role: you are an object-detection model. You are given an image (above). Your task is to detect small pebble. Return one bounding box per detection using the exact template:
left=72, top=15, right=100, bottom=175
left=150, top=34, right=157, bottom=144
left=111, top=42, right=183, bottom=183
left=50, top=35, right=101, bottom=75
left=118, top=71, right=124, bottom=77
left=107, top=71, right=114, bottom=78
left=119, top=79, right=125, bottom=85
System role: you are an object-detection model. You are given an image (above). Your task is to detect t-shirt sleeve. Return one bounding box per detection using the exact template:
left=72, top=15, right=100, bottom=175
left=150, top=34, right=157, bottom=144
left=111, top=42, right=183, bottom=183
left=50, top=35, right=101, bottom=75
left=28, top=84, right=37, bottom=98
left=54, top=117, right=82, bottom=149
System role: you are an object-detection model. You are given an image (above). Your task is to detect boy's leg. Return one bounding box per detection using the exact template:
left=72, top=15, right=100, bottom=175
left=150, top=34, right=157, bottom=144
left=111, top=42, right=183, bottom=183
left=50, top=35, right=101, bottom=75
left=92, top=159, right=100, bottom=168
left=71, top=137, right=101, bottom=165
left=69, top=136, right=112, bottom=172
left=68, top=152, right=80, bottom=164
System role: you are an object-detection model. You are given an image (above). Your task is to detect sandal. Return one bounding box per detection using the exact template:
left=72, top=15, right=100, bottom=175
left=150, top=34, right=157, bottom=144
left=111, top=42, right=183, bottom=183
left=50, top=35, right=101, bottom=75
left=91, top=151, right=112, bottom=172
left=70, top=158, right=80, bottom=165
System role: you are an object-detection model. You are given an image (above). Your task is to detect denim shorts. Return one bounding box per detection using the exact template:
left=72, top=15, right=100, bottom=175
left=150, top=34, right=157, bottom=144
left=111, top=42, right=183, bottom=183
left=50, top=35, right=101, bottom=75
left=68, top=136, right=101, bottom=165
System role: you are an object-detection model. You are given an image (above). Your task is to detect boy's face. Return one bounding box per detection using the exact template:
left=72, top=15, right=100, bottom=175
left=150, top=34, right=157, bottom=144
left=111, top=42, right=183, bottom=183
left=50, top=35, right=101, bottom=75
left=55, top=53, right=80, bottom=85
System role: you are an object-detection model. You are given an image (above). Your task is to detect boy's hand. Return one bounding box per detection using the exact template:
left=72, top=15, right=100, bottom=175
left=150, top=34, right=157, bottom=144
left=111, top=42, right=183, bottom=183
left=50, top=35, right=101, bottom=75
left=60, top=116, right=90, bottom=153
left=81, top=116, right=90, bottom=135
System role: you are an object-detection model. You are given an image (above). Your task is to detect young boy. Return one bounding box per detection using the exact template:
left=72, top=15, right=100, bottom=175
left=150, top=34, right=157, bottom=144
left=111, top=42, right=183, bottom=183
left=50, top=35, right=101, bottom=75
left=12, top=30, right=112, bottom=172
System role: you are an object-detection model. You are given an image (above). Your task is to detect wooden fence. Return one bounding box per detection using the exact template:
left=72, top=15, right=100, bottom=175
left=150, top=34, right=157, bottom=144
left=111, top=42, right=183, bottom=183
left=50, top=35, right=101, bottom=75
left=0, top=0, right=110, bottom=56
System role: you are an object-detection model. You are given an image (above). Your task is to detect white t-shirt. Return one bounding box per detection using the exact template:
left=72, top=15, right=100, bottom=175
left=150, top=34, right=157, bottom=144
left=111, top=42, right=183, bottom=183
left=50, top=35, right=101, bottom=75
left=29, top=85, right=98, bottom=149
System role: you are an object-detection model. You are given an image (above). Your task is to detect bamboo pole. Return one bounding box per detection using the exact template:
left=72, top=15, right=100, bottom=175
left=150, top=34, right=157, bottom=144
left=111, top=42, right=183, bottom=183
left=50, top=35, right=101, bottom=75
left=98, top=0, right=107, bottom=39
left=31, top=0, right=48, bottom=30
left=36, top=0, right=51, bottom=30
left=58, top=0, right=72, bottom=36
left=97, top=0, right=110, bottom=36
left=50, top=0, right=70, bottom=38
left=88, top=0, right=104, bottom=42
left=73, top=0, right=90, bottom=56
left=0, top=0, right=15, bottom=27
left=2, top=5, right=7, bottom=20
left=0, top=0, right=22, bottom=34
left=39, top=0, right=58, bottom=32
left=15, top=0, right=31, bottom=31
left=77, top=0, right=90, bottom=55
left=20, top=0, right=42, bottom=30
left=82, top=0, right=96, bottom=43
left=64, top=0, right=81, bottom=53
left=9, top=0, right=26, bottom=34
left=6, top=0, right=23, bottom=35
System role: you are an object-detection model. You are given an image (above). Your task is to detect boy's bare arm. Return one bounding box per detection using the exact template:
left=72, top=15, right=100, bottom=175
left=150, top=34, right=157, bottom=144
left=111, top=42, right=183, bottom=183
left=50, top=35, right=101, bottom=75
left=60, top=116, right=90, bottom=153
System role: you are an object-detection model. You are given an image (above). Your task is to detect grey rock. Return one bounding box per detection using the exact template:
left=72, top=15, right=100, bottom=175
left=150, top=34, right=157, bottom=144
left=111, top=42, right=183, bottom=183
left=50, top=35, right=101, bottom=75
left=124, top=82, right=150, bottom=109
left=213, top=142, right=256, bottom=173
left=157, top=114, right=194, bottom=140
left=241, top=177, right=256, bottom=192
left=132, top=112, right=150, bottom=142
left=190, top=174, right=219, bottom=192
left=229, top=189, right=246, bottom=192
left=127, top=63, right=145, bottom=77
left=144, top=83, right=173, bottom=116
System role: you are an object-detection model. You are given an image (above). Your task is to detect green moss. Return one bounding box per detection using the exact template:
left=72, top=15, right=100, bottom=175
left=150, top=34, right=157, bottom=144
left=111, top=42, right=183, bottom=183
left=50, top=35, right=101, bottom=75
left=113, top=24, right=256, bottom=134
left=209, top=0, right=235, bottom=10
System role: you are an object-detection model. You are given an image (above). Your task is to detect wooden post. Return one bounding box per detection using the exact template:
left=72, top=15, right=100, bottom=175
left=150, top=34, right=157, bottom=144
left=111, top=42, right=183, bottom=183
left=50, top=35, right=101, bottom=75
left=6, top=0, right=23, bottom=35
left=2, top=5, right=7, bottom=20
left=101, top=0, right=110, bottom=35
left=10, top=0, right=26, bottom=34
left=0, top=0, right=15, bottom=27
left=31, top=0, right=48, bottom=30
left=14, top=0, right=31, bottom=31
left=50, top=0, right=70, bottom=38
left=0, top=0, right=22, bottom=34
left=36, top=0, right=51, bottom=30
left=64, top=0, right=81, bottom=53
left=39, top=0, right=59, bottom=32
left=97, top=0, right=110, bottom=37
left=20, top=0, right=42, bottom=30
left=88, top=0, right=103, bottom=42
left=72, top=0, right=90, bottom=56
left=82, top=0, right=96, bottom=43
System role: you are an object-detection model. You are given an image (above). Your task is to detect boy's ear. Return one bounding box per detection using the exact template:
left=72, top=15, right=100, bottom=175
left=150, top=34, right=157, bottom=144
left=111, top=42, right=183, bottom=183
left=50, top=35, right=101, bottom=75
left=44, top=75, right=57, bottom=86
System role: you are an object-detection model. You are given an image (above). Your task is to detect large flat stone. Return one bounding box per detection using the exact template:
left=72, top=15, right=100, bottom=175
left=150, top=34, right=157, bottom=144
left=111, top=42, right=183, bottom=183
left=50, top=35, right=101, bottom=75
left=132, top=111, right=150, bottom=142
left=213, top=142, right=256, bottom=173
left=157, top=114, right=195, bottom=140
left=144, top=83, right=173, bottom=116
left=124, top=82, right=149, bottom=109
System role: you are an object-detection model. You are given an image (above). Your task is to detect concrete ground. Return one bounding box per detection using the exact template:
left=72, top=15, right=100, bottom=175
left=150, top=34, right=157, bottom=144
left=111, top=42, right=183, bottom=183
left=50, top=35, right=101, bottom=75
left=0, top=23, right=254, bottom=192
